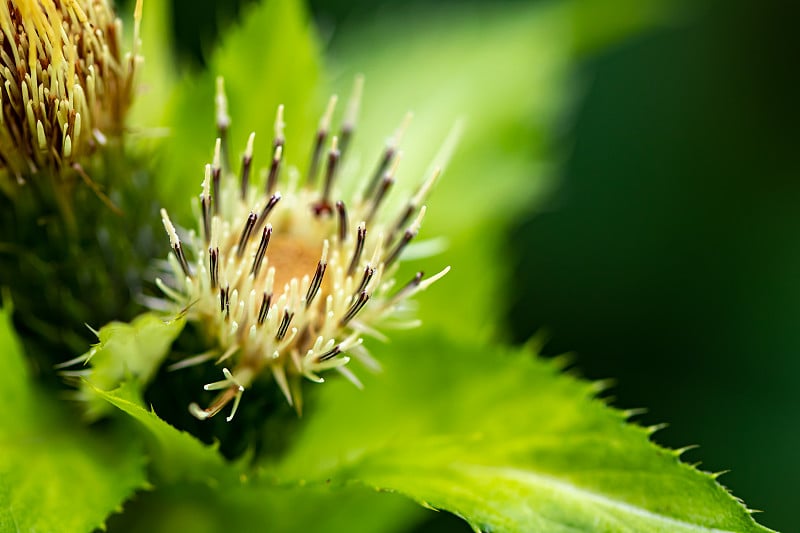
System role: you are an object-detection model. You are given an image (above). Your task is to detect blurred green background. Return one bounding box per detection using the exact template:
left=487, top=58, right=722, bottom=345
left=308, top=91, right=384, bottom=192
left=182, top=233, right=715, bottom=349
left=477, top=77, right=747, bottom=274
left=146, top=0, right=797, bottom=530
left=508, top=2, right=798, bottom=532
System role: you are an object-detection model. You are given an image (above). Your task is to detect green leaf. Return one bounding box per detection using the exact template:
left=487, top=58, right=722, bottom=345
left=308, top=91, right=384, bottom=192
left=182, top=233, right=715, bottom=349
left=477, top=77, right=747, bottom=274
left=76, top=312, right=185, bottom=419
left=109, top=480, right=425, bottom=533
left=0, top=305, right=147, bottom=532
left=328, top=0, right=672, bottom=234
left=326, top=4, right=568, bottom=230
left=127, top=0, right=177, bottom=130
left=263, top=333, right=770, bottom=533
left=91, top=381, right=229, bottom=485
left=159, top=0, right=322, bottom=218
left=93, top=382, right=428, bottom=533
left=568, top=0, right=675, bottom=55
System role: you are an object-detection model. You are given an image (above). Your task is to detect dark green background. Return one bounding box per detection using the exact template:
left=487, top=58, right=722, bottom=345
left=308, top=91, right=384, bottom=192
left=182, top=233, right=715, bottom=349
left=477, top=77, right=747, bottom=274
left=509, top=2, right=798, bottom=531
left=157, top=0, right=798, bottom=530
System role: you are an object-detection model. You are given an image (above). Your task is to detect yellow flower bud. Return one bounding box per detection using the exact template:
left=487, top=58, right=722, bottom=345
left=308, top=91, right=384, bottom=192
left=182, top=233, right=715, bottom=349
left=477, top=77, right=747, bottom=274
left=158, top=78, right=450, bottom=421
left=0, top=0, right=139, bottom=184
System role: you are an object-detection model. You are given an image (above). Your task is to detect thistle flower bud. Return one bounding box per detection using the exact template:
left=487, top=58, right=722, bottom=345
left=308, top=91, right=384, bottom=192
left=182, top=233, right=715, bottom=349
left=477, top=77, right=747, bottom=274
left=157, top=79, right=450, bottom=421
left=0, top=0, right=140, bottom=184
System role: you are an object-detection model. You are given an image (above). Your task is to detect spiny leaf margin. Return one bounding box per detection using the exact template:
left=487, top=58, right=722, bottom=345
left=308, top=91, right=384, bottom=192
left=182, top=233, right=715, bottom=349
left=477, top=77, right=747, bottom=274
left=92, top=382, right=429, bottom=533
left=260, top=332, right=772, bottom=533
left=90, top=380, right=233, bottom=485
left=70, top=312, right=186, bottom=420
left=0, top=304, right=148, bottom=533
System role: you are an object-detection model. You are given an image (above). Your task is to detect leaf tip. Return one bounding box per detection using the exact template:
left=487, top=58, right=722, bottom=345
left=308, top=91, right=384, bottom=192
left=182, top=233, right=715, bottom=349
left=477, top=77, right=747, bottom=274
left=589, top=377, right=616, bottom=395
left=622, top=407, right=648, bottom=420
left=711, top=469, right=731, bottom=480
left=646, top=422, right=669, bottom=436
left=672, top=444, right=700, bottom=458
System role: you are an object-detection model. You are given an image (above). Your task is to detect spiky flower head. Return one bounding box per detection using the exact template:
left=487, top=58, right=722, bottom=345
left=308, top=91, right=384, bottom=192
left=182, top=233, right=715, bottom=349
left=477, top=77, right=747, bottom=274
left=0, top=0, right=140, bottom=186
left=158, top=78, right=450, bottom=421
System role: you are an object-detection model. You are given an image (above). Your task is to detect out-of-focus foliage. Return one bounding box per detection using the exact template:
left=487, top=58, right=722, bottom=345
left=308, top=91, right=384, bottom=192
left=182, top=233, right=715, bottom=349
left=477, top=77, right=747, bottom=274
left=0, top=305, right=147, bottom=532
left=128, top=0, right=176, bottom=130
left=96, top=381, right=427, bottom=533
left=157, top=0, right=321, bottom=219
left=108, top=482, right=424, bottom=533
left=320, top=0, right=672, bottom=343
